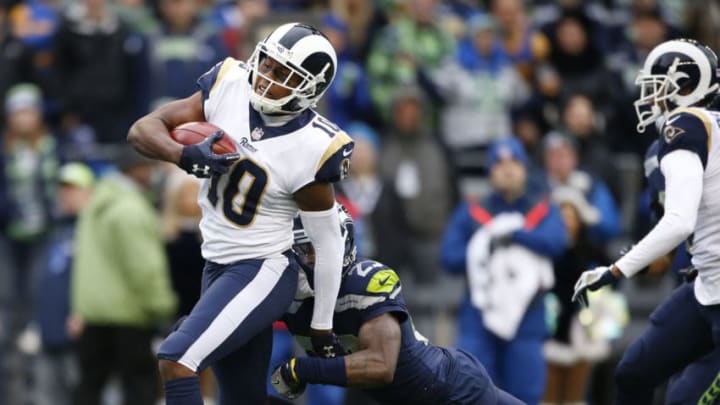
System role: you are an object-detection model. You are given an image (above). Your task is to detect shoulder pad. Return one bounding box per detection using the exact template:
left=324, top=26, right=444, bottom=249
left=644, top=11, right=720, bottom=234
left=311, top=116, right=354, bottom=183
left=337, top=260, right=408, bottom=322
left=196, top=57, right=243, bottom=102
left=344, top=260, right=401, bottom=297
left=659, top=108, right=711, bottom=168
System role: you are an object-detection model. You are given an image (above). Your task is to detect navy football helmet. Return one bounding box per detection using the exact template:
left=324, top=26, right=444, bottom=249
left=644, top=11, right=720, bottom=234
left=249, top=22, right=337, bottom=115
left=292, top=204, right=357, bottom=277
left=635, top=38, right=720, bottom=132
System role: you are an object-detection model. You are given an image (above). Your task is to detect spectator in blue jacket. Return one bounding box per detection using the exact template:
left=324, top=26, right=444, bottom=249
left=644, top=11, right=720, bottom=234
left=33, top=162, right=95, bottom=405
left=441, top=136, right=567, bottom=405
left=543, top=131, right=621, bottom=244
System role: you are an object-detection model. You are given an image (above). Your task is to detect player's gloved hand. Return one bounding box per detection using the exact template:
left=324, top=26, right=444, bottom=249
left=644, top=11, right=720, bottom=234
left=309, top=332, right=347, bottom=358
left=271, top=360, right=306, bottom=400
left=679, top=265, right=698, bottom=282
left=178, top=130, right=240, bottom=178
left=572, top=266, right=618, bottom=307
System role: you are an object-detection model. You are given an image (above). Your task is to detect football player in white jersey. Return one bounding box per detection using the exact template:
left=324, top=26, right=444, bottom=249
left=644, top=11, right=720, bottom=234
left=572, top=38, right=720, bottom=404
left=127, top=22, right=354, bottom=405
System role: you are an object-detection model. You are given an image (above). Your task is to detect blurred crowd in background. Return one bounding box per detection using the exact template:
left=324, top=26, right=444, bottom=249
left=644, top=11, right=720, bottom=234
left=0, top=0, right=719, bottom=404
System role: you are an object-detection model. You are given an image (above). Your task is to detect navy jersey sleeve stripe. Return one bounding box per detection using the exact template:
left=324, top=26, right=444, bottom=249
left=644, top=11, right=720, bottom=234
left=315, top=130, right=354, bottom=183
left=196, top=58, right=235, bottom=102
left=659, top=109, right=711, bottom=168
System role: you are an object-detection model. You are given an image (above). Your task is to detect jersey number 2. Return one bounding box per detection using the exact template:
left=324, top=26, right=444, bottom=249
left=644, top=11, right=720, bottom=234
left=208, top=159, right=268, bottom=226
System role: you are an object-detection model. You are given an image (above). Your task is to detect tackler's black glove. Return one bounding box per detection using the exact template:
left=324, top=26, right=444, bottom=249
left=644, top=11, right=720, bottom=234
left=271, top=360, right=306, bottom=399
left=178, top=131, right=240, bottom=178
left=679, top=265, right=698, bottom=282
left=309, top=332, right=347, bottom=358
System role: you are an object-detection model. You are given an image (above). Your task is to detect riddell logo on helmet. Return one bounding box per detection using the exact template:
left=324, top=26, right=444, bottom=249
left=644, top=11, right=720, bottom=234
left=276, top=44, right=291, bottom=57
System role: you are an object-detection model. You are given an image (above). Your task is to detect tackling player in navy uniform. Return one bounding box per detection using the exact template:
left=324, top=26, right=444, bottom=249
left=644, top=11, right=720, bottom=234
left=572, top=38, right=720, bottom=404
left=270, top=205, right=523, bottom=405
left=128, top=23, right=354, bottom=405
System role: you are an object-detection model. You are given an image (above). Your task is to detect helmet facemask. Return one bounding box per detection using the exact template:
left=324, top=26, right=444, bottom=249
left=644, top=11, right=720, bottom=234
left=634, top=58, right=684, bottom=133
left=249, top=42, right=331, bottom=115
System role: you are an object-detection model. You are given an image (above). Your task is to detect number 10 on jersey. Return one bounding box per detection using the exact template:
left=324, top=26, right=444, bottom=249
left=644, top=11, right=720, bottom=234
left=207, top=159, right=269, bottom=226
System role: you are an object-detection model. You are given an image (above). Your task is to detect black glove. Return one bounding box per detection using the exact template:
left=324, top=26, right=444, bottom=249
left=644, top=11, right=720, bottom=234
left=309, top=332, right=347, bottom=358
left=178, top=131, right=240, bottom=178
left=271, top=360, right=306, bottom=399
left=679, top=265, right=698, bottom=282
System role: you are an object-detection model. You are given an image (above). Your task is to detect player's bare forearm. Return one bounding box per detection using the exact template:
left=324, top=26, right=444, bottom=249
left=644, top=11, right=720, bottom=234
left=344, top=313, right=402, bottom=387
left=610, top=264, right=624, bottom=278
left=127, top=92, right=205, bottom=164
left=128, top=115, right=182, bottom=163
left=343, top=349, right=394, bottom=387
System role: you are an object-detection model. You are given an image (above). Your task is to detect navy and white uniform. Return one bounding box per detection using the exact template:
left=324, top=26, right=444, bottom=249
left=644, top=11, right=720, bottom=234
left=615, top=107, right=720, bottom=404
left=642, top=140, right=720, bottom=405
left=283, top=259, right=522, bottom=405
left=157, top=58, right=353, bottom=403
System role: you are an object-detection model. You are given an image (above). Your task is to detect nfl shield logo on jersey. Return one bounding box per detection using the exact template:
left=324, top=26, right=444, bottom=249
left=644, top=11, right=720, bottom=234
left=251, top=127, right=264, bottom=140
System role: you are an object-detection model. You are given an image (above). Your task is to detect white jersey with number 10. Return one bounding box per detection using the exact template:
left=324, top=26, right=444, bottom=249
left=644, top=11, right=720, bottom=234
left=194, top=57, right=354, bottom=264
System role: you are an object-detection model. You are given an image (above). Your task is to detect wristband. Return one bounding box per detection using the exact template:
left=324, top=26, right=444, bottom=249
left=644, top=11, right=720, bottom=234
left=294, top=356, right=348, bottom=386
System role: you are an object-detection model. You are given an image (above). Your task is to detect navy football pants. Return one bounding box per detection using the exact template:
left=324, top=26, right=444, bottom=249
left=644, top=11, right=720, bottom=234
left=448, top=348, right=524, bottom=405
left=158, top=255, right=298, bottom=405
left=615, top=282, right=720, bottom=405
left=666, top=348, right=720, bottom=405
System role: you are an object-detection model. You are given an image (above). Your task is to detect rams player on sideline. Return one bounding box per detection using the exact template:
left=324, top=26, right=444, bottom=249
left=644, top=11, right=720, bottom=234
left=270, top=205, right=523, bottom=405
left=127, top=23, right=354, bottom=405
left=572, top=38, right=720, bottom=404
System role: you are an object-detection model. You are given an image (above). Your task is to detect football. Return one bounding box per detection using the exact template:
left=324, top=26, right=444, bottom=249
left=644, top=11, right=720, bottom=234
left=170, top=121, right=237, bottom=154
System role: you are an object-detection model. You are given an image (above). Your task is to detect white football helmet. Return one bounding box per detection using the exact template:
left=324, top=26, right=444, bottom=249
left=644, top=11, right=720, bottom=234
left=249, top=22, right=337, bottom=115
left=634, top=38, right=720, bottom=132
